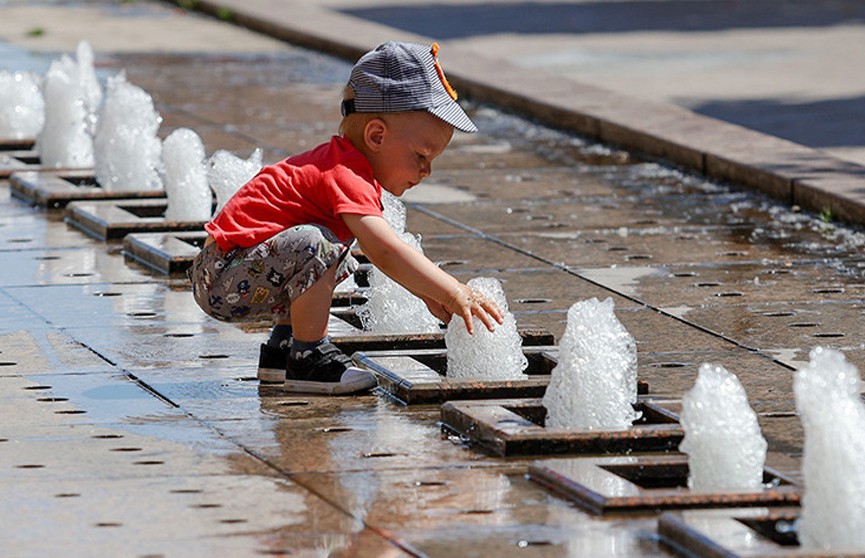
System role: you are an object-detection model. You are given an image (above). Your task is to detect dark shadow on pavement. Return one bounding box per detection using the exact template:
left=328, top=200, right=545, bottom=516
left=341, top=0, right=865, bottom=40
left=688, top=94, right=865, bottom=152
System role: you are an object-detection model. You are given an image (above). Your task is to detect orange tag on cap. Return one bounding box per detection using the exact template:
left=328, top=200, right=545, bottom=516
left=431, top=43, right=458, bottom=101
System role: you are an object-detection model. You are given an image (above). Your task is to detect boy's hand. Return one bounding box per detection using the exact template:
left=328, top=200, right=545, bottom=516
left=445, top=284, right=505, bottom=335
left=422, top=296, right=453, bottom=325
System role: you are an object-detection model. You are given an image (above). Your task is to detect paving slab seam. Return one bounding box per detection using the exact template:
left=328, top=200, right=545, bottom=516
left=164, top=0, right=865, bottom=228
left=408, top=203, right=808, bottom=373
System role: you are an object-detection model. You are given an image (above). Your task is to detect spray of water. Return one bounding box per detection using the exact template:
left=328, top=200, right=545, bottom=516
left=445, top=276, right=527, bottom=380
left=94, top=72, right=163, bottom=192
left=679, top=364, right=767, bottom=492
left=794, top=347, right=865, bottom=550
left=36, top=41, right=102, bottom=168
left=0, top=71, right=44, bottom=139
left=207, top=148, right=263, bottom=214
left=162, top=128, right=212, bottom=222
left=543, top=297, right=640, bottom=430
left=356, top=191, right=439, bottom=333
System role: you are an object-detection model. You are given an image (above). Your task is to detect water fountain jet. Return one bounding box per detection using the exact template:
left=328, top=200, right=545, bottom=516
left=679, top=363, right=767, bottom=492
left=207, top=148, right=263, bottom=214
left=794, top=347, right=865, bottom=551
left=94, top=72, right=163, bottom=192
left=0, top=70, right=44, bottom=140
left=36, top=41, right=101, bottom=169
left=162, top=128, right=211, bottom=222
left=543, top=297, right=640, bottom=430
left=445, top=276, right=527, bottom=380
left=357, top=191, right=439, bottom=334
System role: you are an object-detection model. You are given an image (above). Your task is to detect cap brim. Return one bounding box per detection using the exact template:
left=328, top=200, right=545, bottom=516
left=429, top=102, right=477, bottom=133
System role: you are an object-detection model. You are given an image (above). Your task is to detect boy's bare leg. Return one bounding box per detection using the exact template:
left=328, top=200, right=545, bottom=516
left=290, top=263, right=338, bottom=342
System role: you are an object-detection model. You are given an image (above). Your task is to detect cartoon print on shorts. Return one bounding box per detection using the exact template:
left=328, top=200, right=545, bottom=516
left=266, top=267, right=285, bottom=287
left=248, top=259, right=265, bottom=278
left=237, top=279, right=251, bottom=298
left=230, top=305, right=251, bottom=319
left=265, top=238, right=280, bottom=257
left=251, top=286, right=270, bottom=304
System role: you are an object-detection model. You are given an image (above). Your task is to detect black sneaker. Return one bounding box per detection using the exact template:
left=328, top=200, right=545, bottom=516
left=257, top=343, right=288, bottom=383
left=285, top=342, right=377, bottom=395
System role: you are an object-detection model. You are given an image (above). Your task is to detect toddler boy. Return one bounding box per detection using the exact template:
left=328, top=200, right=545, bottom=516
left=189, top=41, right=503, bottom=394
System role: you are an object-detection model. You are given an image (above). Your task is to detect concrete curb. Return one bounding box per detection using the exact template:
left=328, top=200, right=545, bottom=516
left=178, top=0, right=865, bottom=226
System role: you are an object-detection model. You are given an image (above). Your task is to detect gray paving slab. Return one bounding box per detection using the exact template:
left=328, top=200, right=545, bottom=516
left=670, top=301, right=865, bottom=371
left=448, top=266, right=637, bottom=314
left=0, top=246, right=153, bottom=286
left=3, top=282, right=215, bottom=328
left=0, top=328, right=110, bottom=375
left=576, top=260, right=865, bottom=309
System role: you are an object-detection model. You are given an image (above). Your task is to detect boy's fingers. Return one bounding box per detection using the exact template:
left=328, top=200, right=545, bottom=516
left=461, top=308, right=475, bottom=335
left=475, top=309, right=497, bottom=332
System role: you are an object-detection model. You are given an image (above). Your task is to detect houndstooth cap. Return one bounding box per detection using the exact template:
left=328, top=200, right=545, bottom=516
left=344, top=41, right=477, bottom=133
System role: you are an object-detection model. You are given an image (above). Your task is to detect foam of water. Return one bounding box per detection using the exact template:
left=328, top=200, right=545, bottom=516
left=207, top=148, right=263, bottom=214
left=357, top=230, right=440, bottom=333
left=794, top=347, right=865, bottom=550
left=356, top=192, right=439, bottom=333
left=678, top=363, right=767, bottom=492
left=445, top=277, right=527, bottom=380
left=162, top=128, right=212, bottom=222
left=381, top=190, right=406, bottom=231
left=36, top=41, right=102, bottom=168
left=0, top=71, right=44, bottom=139
left=94, top=72, right=163, bottom=192
left=542, top=297, right=640, bottom=430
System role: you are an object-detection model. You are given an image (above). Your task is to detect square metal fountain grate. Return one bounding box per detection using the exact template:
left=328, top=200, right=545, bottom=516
left=10, top=170, right=165, bottom=208
left=531, top=454, right=800, bottom=515
left=442, top=397, right=670, bottom=456
left=657, top=507, right=845, bottom=557
left=123, top=231, right=208, bottom=274
left=352, top=343, right=590, bottom=405
left=0, top=137, right=34, bottom=151
left=0, top=151, right=41, bottom=179
left=65, top=198, right=210, bottom=240
left=329, top=302, right=555, bottom=352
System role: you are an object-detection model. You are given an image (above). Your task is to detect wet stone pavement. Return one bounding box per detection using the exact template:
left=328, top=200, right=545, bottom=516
left=2, top=39, right=865, bottom=558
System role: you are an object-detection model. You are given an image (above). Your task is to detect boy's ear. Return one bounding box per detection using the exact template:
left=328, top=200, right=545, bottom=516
left=363, top=118, right=387, bottom=152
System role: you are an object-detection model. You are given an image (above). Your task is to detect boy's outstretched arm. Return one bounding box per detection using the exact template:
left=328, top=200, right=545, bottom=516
left=343, top=213, right=504, bottom=334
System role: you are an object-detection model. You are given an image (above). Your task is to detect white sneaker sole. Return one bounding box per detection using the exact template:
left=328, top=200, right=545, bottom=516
left=257, top=366, right=286, bottom=383
left=281, top=369, right=378, bottom=395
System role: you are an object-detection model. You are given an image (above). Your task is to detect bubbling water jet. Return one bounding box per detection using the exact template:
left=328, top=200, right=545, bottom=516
left=162, top=128, right=211, bottom=222
left=543, top=297, right=640, bottom=430
left=94, top=73, right=163, bottom=192
left=0, top=71, right=44, bottom=139
left=357, top=191, right=439, bottom=333
left=37, top=41, right=102, bottom=168
left=207, top=148, right=263, bottom=214
left=679, top=363, right=767, bottom=492
left=445, top=276, right=527, bottom=380
left=794, top=347, right=865, bottom=550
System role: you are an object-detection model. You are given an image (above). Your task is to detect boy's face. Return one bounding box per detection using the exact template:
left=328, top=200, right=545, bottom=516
left=366, top=112, right=454, bottom=197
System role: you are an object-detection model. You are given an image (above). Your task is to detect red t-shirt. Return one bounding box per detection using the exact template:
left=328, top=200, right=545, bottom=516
left=206, top=136, right=383, bottom=250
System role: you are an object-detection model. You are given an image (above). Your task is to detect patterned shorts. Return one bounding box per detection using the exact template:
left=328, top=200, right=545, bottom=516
left=188, top=224, right=358, bottom=323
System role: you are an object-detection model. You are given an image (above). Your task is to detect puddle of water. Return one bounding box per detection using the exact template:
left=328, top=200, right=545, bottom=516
left=577, top=265, right=663, bottom=298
